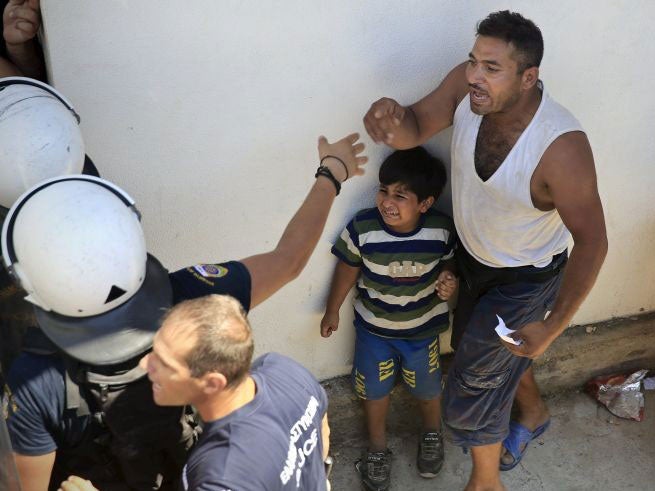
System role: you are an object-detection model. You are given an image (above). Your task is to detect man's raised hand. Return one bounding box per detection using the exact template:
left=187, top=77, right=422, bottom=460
left=363, top=97, right=406, bottom=144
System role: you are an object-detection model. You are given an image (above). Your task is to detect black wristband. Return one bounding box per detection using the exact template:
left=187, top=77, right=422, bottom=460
left=315, top=166, right=341, bottom=195
left=320, top=155, right=349, bottom=180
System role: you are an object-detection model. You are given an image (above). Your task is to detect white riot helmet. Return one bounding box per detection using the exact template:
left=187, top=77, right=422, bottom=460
left=0, top=77, right=85, bottom=209
left=1, top=176, right=172, bottom=365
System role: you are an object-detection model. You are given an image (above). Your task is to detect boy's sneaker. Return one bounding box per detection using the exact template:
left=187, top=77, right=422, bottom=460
left=355, top=448, right=391, bottom=490
left=417, top=431, right=444, bottom=478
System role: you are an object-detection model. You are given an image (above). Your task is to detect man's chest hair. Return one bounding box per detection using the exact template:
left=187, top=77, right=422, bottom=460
left=474, top=117, right=526, bottom=182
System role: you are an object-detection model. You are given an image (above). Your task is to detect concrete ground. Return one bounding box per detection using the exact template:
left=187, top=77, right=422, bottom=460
left=325, top=379, right=655, bottom=491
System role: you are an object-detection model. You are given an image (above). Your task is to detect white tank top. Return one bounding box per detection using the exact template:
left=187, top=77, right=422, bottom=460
left=451, top=84, right=584, bottom=268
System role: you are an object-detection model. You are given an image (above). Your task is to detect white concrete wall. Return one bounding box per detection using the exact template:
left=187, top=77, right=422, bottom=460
left=41, top=0, right=655, bottom=379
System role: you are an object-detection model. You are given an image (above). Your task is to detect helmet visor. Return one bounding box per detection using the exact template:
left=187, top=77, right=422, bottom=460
left=34, top=254, right=172, bottom=365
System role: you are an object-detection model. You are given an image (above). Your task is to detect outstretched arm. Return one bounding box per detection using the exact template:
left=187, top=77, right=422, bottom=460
left=2, top=0, right=46, bottom=80
left=507, top=132, right=608, bottom=358
left=241, top=134, right=367, bottom=309
left=363, top=62, right=469, bottom=149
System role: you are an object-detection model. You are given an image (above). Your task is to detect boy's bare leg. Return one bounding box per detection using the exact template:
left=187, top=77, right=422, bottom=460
left=500, top=366, right=550, bottom=465
left=418, top=396, right=442, bottom=431
left=364, top=396, right=391, bottom=451
left=467, top=443, right=507, bottom=491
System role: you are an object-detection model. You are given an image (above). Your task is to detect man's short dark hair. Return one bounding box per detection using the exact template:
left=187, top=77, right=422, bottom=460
left=379, top=147, right=447, bottom=202
left=477, top=10, right=544, bottom=72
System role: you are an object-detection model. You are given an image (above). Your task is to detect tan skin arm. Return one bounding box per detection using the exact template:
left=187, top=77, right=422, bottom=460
left=0, top=55, right=21, bottom=76
left=320, top=260, right=360, bottom=337
left=14, top=451, right=55, bottom=491
left=3, top=36, right=45, bottom=79
left=363, top=62, right=469, bottom=148
left=321, top=413, right=330, bottom=460
left=505, top=131, right=608, bottom=358
left=241, top=134, right=367, bottom=309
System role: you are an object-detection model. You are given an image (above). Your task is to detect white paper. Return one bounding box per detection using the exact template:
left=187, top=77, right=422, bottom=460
left=495, top=315, right=522, bottom=346
left=643, top=377, right=655, bottom=391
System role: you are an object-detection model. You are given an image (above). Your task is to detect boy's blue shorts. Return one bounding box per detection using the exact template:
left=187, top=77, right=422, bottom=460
left=351, top=325, right=443, bottom=401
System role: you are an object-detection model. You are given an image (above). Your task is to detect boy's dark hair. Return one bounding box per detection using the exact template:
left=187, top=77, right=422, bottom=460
left=379, top=147, right=447, bottom=202
left=477, top=11, right=543, bottom=72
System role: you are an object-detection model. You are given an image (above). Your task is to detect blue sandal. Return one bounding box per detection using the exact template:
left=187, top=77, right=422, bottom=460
left=499, top=419, right=551, bottom=471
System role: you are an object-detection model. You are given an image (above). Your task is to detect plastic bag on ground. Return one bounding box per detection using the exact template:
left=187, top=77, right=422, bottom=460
left=585, top=369, right=649, bottom=422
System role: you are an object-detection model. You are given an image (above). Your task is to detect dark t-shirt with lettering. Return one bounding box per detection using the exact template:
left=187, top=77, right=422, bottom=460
left=4, top=261, right=252, bottom=456
left=182, top=353, right=328, bottom=491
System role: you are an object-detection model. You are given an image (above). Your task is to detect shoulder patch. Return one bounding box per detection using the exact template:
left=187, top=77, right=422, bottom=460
left=192, top=264, right=228, bottom=278
left=2, top=384, right=17, bottom=420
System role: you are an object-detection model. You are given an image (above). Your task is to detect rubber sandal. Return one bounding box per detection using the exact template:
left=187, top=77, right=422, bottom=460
left=499, top=419, right=551, bottom=471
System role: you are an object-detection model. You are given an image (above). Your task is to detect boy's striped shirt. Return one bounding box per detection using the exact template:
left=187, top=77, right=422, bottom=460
left=332, top=208, right=455, bottom=338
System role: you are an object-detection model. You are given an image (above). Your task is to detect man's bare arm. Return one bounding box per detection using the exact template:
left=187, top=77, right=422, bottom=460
left=0, top=55, right=21, bottom=76
left=241, top=134, right=367, bottom=309
left=14, top=452, right=55, bottom=491
left=321, top=413, right=330, bottom=460
left=363, top=62, right=469, bottom=149
left=507, top=132, right=608, bottom=358
left=4, top=37, right=45, bottom=79
left=541, top=132, right=608, bottom=332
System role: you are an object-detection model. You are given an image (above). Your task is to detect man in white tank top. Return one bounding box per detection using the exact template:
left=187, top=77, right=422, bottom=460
left=363, top=10, right=607, bottom=491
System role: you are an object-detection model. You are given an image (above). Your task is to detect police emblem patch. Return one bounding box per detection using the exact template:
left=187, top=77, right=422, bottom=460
left=193, top=264, right=228, bottom=278
left=2, top=384, right=17, bottom=420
